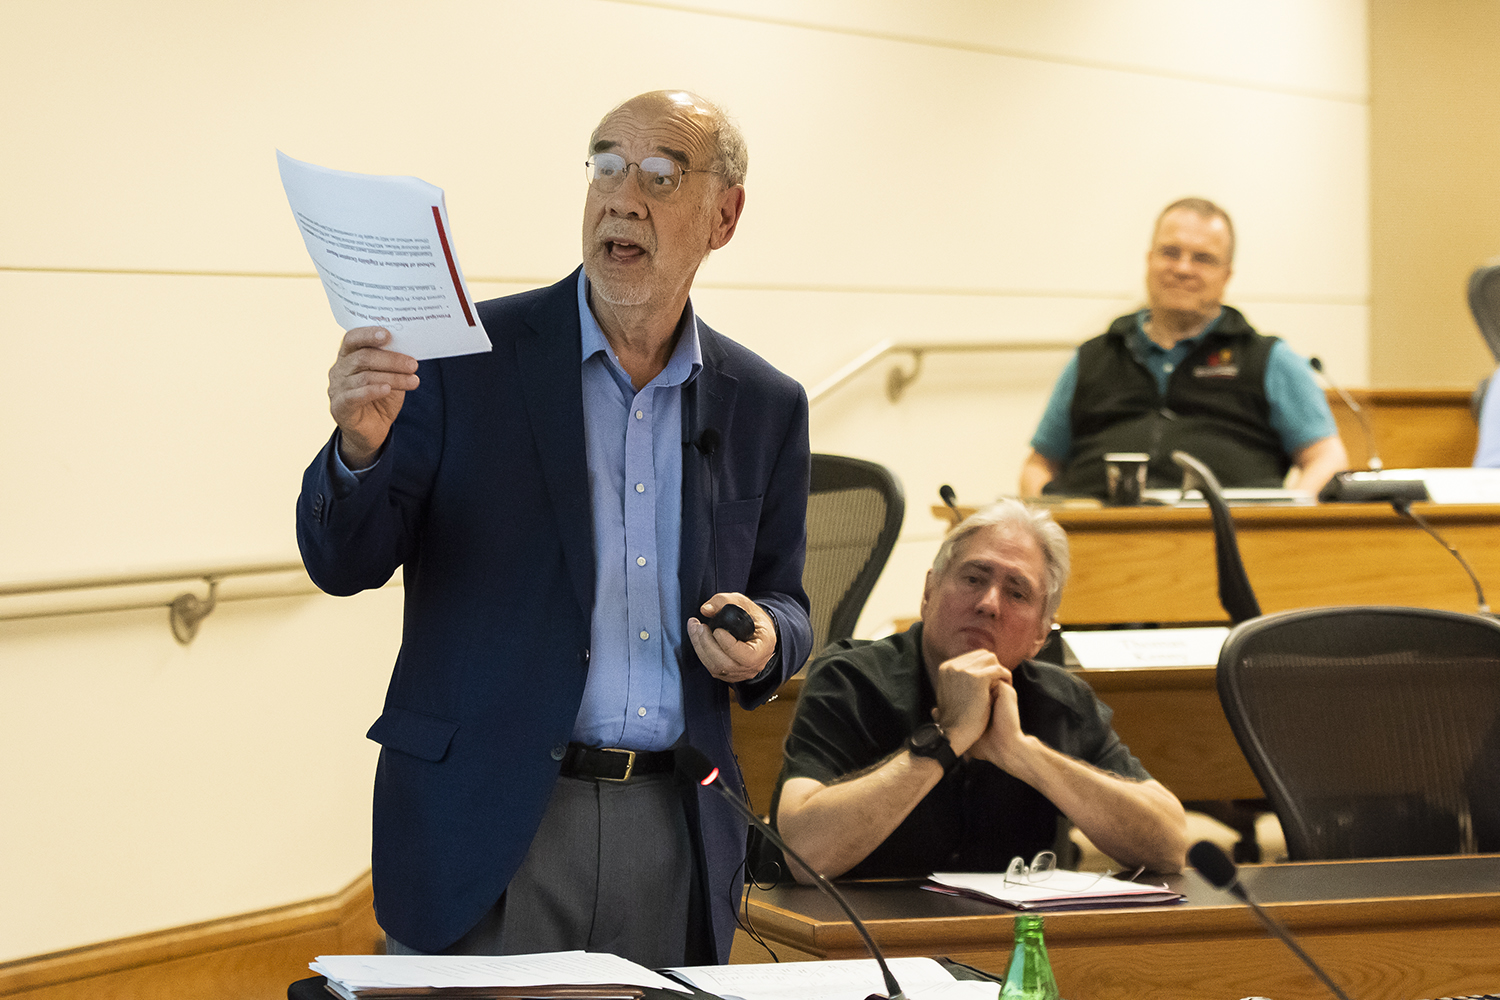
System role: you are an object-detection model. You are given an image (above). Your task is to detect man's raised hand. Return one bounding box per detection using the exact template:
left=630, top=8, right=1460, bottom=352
left=328, top=326, right=419, bottom=468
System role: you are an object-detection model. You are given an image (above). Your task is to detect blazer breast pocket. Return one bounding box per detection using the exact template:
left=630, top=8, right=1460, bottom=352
left=713, top=495, right=763, bottom=592
left=367, top=706, right=460, bottom=763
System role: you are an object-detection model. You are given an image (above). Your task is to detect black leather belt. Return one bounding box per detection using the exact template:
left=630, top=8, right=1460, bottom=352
left=559, top=743, right=676, bottom=782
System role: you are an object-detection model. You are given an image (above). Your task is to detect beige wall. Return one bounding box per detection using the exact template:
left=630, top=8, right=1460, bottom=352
left=1369, top=0, right=1500, bottom=388
left=0, top=0, right=1368, bottom=960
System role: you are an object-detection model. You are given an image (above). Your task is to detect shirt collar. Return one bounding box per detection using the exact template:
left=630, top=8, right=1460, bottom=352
left=1132, top=307, right=1224, bottom=356
left=577, top=269, right=703, bottom=390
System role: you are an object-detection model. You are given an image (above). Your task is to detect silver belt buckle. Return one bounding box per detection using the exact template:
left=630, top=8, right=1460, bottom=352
left=599, top=747, right=636, bottom=782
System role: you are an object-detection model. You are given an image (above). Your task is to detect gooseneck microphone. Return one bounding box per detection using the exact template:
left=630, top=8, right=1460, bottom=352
left=1188, top=841, right=1354, bottom=1000
left=676, top=746, right=906, bottom=1000
left=1390, top=499, right=1492, bottom=615
left=938, top=484, right=961, bottom=518
left=1309, top=357, right=1382, bottom=472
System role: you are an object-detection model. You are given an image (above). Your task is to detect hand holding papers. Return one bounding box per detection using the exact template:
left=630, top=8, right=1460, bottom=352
left=278, top=151, right=492, bottom=361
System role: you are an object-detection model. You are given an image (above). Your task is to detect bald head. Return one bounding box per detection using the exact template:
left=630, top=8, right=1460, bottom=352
left=590, top=90, right=748, bottom=189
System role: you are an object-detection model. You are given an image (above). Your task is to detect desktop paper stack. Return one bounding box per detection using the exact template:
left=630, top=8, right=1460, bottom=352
left=927, top=870, right=1183, bottom=911
left=309, top=953, right=681, bottom=999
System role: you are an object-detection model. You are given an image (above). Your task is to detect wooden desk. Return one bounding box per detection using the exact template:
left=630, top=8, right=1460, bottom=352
left=1052, top=503, right=1500, bottom=625
left=739, top=855, right=1500, bottom=1000
left=933, top=502, right=1500, bottom=626
left=731, top=664, right=1263, bottom=813
left=1332, top=388, right=1477, bottom=471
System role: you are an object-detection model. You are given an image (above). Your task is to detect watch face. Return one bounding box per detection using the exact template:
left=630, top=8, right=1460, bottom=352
left=911, top=724, right=944, bottom=753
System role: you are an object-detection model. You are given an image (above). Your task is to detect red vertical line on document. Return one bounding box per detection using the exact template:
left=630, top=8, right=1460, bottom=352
left=431, top=205, right=476, bottom=326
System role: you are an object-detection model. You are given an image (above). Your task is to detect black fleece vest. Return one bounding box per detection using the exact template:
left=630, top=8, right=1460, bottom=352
left=1051, top=307, right=1287, bottom=498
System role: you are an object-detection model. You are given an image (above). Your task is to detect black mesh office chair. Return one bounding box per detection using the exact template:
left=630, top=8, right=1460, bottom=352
left=1217, top=606, right=1500, bottom=860
left=802, top=454, right=905, bottom=659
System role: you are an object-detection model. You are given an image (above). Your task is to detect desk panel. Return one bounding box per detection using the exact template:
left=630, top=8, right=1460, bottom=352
left=741, top=856, right=1500, bottom=1000
left=934, top=503, right=1500, bottom=626
left=1334, top=388, right=1478, bottom=471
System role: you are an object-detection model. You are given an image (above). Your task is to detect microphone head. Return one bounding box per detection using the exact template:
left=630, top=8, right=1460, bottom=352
left=675, top=745, right=718, bottom=785
left=1309, top=356, right=1325, bottom=373
left=1188, top=840, right=1239, bottom=890
left=697, top=428, right=721, bottom=456
left=939, top=484, right=957, bottom=507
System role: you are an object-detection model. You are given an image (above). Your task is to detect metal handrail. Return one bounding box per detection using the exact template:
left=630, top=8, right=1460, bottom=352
left=0, top=560, right=391, bottom=644
left=808, top=338, right=1077, bottom=405
left=0, top=339, right=1074, bottom=637
left=0, top=561, right=306, bottom=598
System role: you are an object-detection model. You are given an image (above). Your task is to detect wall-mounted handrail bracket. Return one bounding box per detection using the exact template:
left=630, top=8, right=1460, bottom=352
left=885, top=349, right=924, bottom=403
left=809, top=338, right=1078, bottom=407
left=169, top=580, right=219, bottom=645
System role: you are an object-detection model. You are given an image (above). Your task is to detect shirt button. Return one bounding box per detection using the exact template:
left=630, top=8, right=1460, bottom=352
left=635, top=409, right=644, bottom=420
left=639, top=630, right=650, bottom=641
left=1163, top=362, right=1175, bottom=373
left=635, top=483, right=645, bottom=493
left=637, top=707, right=648, bottom=717
left=636, top=556, right=647, bottom=567
left=550, top=744, right=566, bottom=761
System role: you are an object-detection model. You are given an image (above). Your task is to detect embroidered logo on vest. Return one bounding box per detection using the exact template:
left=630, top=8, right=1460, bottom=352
left=1194, top=347, right=1239, bottom=379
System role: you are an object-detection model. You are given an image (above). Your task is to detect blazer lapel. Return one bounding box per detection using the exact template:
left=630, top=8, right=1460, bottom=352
left=515, top=272, right=595, bottom=618
left=679, top=326, right=740, bottom=610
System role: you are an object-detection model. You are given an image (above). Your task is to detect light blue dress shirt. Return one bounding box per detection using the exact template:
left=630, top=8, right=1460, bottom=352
left=1030, top=309, right=1337, bottom=461
left=329, top=272, right=704, bottom=752
left=571, top=271, right=702, bottom=750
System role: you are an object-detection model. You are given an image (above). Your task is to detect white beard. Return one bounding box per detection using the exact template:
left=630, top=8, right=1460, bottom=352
left=584, top=259, right=654, bottom=307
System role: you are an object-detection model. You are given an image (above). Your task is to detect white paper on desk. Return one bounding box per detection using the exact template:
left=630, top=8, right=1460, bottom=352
left=1389, top=467, right=1500, bottom=504
left=277, top=151, right=491, bottom=361
left=928, top=870, right=1182, bottom=910
left=666, top=956, right=994, bottom=1000
left=310, top=951, right=682, bottom=991
left=1061, top=626, right=1228, bottom=669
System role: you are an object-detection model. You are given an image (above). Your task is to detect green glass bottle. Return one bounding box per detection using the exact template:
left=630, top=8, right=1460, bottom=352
left=1000, top=913, right=1060, bottom=1000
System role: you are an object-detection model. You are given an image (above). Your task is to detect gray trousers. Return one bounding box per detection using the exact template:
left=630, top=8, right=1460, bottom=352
left=387, top=772, right=695, bottom=967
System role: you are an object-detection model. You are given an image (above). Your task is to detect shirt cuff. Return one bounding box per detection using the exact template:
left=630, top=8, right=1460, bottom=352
left=329, top=433, right=380, bottom=499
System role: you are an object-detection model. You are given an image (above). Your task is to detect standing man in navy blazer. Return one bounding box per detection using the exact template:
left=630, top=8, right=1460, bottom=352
left=297, top=91, right=812, bottom=966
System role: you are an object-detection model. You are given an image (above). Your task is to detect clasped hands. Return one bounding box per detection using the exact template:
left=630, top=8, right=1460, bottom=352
left=930, top=649, right=1033, bottom=773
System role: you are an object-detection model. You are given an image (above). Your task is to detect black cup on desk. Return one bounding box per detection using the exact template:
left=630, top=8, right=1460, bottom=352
left=1104, top=452, right=1150, bottom=506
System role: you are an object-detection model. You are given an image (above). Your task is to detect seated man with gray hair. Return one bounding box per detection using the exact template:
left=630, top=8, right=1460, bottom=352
left=771, top=500, right=1188, bottom=879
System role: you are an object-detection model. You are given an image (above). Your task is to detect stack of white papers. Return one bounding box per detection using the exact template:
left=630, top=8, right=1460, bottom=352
left=277, top=151, right=492, bottom=361
left=666, top=957, right=997, bottom=1000
left=927, top=870, right=1182, bottom=911
left=310, top=952, right=682, bottom=998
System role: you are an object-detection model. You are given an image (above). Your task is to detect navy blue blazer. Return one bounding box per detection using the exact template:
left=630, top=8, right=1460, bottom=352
left=296, top=269, right=812, bottom=959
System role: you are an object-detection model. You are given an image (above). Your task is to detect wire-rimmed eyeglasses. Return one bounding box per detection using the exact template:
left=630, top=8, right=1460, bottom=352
left=1004, top=851, right=1058, bottom=886
left=1004, top=851, right=1147, bottom=893
left=584, top=152, right=711, bottom=199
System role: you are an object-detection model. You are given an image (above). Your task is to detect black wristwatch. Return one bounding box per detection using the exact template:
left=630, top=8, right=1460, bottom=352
left=906, top=722, right=958, bottom=773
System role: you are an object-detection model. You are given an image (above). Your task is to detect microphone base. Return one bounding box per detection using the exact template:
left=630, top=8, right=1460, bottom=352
left=1318, top=473, right=1429, bottom=503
